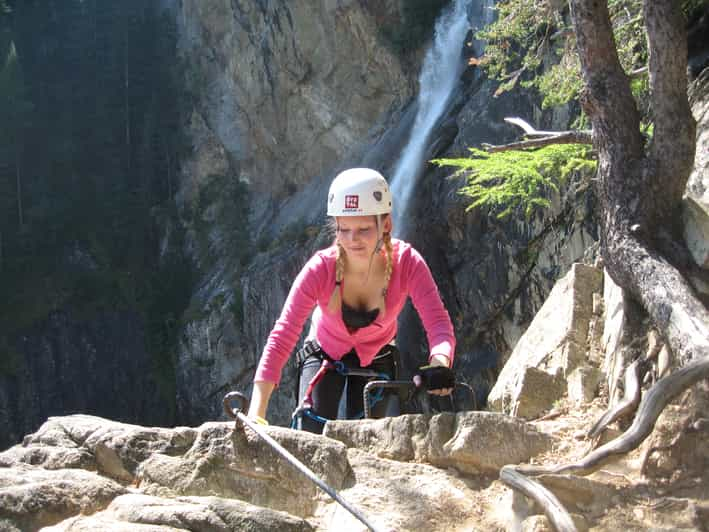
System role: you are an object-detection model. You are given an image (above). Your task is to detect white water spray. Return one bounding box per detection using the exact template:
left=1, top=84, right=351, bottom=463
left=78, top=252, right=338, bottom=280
left=390, top=0, right=472, bottom=235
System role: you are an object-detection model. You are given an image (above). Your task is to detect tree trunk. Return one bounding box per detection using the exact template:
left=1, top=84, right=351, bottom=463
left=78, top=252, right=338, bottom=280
left=500, top=5, right=709, bottom=527
left=570, top=0, right=709, bottom=365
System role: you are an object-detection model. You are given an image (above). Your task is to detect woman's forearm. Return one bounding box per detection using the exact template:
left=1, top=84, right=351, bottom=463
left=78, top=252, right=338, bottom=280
left=248, top=381, right=275, bottom=420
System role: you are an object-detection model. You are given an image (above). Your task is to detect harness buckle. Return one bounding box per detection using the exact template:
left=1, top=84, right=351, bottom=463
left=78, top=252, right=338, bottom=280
left=296, top=339, right=322, bottom=366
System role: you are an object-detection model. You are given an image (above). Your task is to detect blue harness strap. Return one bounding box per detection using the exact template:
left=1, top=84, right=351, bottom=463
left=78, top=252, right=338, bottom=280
left=291, top=355, right=393, bottom=428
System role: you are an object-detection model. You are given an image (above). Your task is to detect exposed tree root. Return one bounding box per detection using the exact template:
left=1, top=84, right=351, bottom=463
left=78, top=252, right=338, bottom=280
left=517, top=354, right=709, bottom=478
left=499, top=466, right=577, bottom=532
left=588, top=332, right=664, bottom=441
left=586, top=358, right=646, bottom=440
left=500, top=355, right=709, bottom=531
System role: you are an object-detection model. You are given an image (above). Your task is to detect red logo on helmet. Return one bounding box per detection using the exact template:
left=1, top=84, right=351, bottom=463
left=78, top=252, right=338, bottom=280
left=344, top=195, right=359, bottom=209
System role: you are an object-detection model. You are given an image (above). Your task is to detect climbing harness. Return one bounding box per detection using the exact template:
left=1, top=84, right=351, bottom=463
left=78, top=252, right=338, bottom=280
left=291, top=358, right=337, bottom=428
left=291, top=354, right=394, bottom=429
left=292, top=341, right=472, bottom=426
left=223, top=391, right=384, bottom=532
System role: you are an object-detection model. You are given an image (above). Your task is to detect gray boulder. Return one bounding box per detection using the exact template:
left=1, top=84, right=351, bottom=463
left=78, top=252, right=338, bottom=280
left=488, top=263, right=603, bottom=417
left=325, top=411, right=557, bottom=474
left=0, top=464, right=126, bottom=531
left=40, top=493, right=312, bottom=532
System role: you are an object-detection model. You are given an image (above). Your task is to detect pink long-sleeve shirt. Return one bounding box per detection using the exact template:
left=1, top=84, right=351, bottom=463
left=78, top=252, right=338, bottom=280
left=254, top=238, right=456, bottom=385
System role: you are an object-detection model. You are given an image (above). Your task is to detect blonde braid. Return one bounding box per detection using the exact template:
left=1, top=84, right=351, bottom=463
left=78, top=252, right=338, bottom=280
left=380, top=231, right=393, bottom=317
left=336, top=241, right=346, bottom=284
left=327, top=240, right=346, bottom=313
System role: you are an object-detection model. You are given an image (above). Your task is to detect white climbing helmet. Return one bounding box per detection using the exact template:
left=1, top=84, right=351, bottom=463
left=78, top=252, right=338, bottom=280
left=326, top=168, right=393, bottom=217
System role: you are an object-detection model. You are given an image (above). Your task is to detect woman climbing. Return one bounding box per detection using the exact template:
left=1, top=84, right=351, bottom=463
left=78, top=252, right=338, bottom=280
left=248, top=168, right=456, bottom=433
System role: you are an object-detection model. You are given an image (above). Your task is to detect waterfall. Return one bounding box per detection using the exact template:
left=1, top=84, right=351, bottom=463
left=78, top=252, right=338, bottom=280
left=390, top=0, right=495, bottom=236
left=390, top=0, right=471, bottom=235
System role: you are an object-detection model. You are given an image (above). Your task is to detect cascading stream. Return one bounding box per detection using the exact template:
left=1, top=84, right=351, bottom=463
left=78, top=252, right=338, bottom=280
left=390, top=0, right=494, bottom=237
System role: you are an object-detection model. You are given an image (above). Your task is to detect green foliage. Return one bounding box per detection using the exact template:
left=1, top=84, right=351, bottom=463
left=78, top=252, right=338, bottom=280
left=475, top=0, right=557, bottom=85
left=527, top=56, right=583, bottom=109
left=433, top=144, right=596, bottom=219
left=610, top=0, right=646, bottom=72
left=641, top=121, right=654, bottom=139
left=477, top=0, right=649, bottom=114
left=380, top=0, right=452, bottom=54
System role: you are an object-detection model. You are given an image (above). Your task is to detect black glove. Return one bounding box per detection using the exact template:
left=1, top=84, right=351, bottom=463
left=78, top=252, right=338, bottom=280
left=414, top=365, right=455, bottom=391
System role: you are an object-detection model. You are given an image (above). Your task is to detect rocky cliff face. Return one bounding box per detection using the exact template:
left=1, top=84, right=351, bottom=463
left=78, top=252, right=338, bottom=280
left=3, top=0, right=704, bottom=456
left=173, top=0, right=415, bottom=425
left=0, top=0, right=426, bottom=449
left=0, top=310, right=171, bottom=451
left=0, top=0, right=597, bottom=444
left=2, top=2, right=708, bottom=529
left=1, top=59, right=706, bottom=526
left=174, top=0, right=598, bottom=426
left=176, top=0, right=412, bottom=213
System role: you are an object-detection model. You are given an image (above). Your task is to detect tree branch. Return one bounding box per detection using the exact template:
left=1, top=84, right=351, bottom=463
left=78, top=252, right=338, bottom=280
left=628, top=66, right=647, bottom=79
left=569, top=0, right=706, bottom=365
left=482, top=133, right=591, bottom=152
left=503, top=117, right=565, bottom=137
left=482, top=117, right=592, bottom=152
left=499, top=4, right=708, bottom=529
left=569, top=0, right=643, bottom=160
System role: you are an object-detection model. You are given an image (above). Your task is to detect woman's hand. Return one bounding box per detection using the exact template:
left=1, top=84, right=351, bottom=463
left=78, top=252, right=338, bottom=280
left=415, top=354, right=455, bottom=396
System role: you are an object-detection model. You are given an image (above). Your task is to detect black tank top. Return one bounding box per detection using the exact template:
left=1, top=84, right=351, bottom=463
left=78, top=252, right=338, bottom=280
left=337, top=278, right=379, bottom=330
left=342, top=302, right=379, bottom=330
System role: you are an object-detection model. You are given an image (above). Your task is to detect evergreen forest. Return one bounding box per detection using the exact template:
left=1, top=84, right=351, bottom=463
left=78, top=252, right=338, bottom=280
left=0, top=1, right=191, bottom=391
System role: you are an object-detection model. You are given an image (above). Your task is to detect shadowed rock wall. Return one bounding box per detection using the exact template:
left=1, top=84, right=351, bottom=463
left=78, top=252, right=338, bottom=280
left=0, top=310, right=169, bottom=451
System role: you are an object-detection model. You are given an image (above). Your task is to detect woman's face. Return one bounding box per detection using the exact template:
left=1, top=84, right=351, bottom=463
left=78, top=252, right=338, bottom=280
left=335, top=215, right=389, bottom=259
